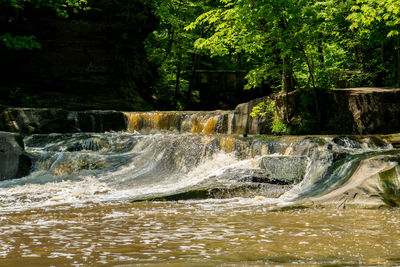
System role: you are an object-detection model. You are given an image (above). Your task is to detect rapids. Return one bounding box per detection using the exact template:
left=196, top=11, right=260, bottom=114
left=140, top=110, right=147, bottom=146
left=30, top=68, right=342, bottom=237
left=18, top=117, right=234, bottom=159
left=2, top=131, right=396, bottom=210
left=1, top=113, right=400, bottom=265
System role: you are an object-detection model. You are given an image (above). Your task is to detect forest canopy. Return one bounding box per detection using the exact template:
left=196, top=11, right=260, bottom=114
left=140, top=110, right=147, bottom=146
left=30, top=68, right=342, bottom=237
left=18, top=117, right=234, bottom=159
left=1, top=0, right=400, bottom=122
left=145, top=0, right=400, bottom=117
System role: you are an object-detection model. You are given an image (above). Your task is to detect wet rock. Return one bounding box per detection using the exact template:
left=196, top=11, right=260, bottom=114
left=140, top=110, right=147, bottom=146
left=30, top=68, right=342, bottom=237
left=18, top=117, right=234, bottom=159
left=260, top=156, right=308, bottom=184
left=132, top=183, right=292, bottom=202
left=309, top=155, right=400, bottom=208
left=214, top=168, right=290, bottom=185
left=131, top=167, right=294, bottom=202
left=124, top=111, right=233, bottom=134
left=0, top=131, right=31, bottom=180
left=332, top=137, right=361, bottom=149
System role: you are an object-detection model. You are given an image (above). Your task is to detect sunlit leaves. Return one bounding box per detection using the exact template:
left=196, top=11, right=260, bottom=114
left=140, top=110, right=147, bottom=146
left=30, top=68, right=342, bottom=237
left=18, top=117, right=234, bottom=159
left=187, top=0, right=333, bottom=91
left=348, top=0, right=400, bottom=37
left=146, top=0, right=216, bottom=109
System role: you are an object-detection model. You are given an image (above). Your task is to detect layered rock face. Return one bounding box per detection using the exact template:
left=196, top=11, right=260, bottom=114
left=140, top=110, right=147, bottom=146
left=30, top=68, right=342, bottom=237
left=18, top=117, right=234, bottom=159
left=274, top=87, right=400, bottom=134
left=232, top=97, right=271, bottom=135
left=0, top=1, right=157, bottom=111
left=0, top=107, right=270, bottom=135
left=1, top=87, right=400, bottom=135
left=0, top=108, right=127, bottom=134
left=0, top=132, right=31, bottom=180
left=323, top=88, right=400, bottom=134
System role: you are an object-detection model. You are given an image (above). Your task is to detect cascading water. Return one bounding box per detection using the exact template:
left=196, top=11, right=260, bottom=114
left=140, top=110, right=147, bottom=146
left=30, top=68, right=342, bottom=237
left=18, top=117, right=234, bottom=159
left=3, top=111, right=400, bottom=266
left=1, top=117, right=398, bottom=210
left=124, top=111, right=232, bottom=134
left=0, top=131, right=297, bottom=210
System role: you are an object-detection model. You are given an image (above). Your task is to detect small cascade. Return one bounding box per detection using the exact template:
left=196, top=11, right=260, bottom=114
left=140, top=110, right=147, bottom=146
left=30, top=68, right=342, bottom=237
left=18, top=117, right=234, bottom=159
left=1, top=133, right=309, bottom=208
left=124, top=111, right=233, bottom=134
left=1, top=119, right=400, bottom=209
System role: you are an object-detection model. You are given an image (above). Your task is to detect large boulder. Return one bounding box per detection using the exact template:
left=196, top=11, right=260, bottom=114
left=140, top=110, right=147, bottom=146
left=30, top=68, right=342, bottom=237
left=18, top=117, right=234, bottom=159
left=0, top=132, right=31, bottom=180
left=260, top=156, right=308, bottom=184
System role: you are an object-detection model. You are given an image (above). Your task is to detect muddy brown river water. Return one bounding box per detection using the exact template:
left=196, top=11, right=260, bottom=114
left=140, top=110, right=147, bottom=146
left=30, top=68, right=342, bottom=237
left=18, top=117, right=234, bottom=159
left=1, top=200, right=400, bottom=266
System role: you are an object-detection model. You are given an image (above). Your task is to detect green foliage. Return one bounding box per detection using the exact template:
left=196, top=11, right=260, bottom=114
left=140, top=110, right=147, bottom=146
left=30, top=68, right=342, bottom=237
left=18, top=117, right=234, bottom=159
left=348, top=0, right=400, bottom=38
left=250, top=97, right=288, bottom=134
left=180, top=0, right=400, bottom=130
left=347, top=0, right=400, bottom=87
left=0, top=33, right=41, bottom=50
left=186, top=0, right=360, bottom=92
left=146, top=0, right=215, bottom=110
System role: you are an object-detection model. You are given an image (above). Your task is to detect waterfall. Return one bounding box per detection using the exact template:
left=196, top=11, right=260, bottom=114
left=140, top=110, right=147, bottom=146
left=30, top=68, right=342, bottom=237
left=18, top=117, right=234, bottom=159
left=1, top=110, right=400, bottom=210
left=124, top=111, right=233, bottom=134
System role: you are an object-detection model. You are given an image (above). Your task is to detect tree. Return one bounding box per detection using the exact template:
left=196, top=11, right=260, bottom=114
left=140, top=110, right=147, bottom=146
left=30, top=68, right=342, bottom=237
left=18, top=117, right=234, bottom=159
left=145, top=0, right=216, bottom=110
left=348, top=0, right=400, bottom=86
left=186, top=0, right=383, bottom=132
left=186, top=0, right=330, bottom=125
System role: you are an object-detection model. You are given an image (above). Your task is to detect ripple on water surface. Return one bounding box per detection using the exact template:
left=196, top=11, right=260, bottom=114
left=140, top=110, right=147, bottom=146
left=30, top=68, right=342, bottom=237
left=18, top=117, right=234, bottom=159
left=1, top=200, right=400, bottom=266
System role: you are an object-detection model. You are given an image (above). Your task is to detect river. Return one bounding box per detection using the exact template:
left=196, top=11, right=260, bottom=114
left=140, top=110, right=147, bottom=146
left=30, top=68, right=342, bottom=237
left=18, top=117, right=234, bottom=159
left=2, top=201, right=400, bottom=266
left=1, top=126, right=400, bottom=265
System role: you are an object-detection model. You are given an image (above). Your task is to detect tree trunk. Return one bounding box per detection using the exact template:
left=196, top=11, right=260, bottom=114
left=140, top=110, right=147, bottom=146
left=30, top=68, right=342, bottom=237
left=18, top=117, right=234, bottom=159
left=354, top=43, right=361, bottom=69
left=298, top=41, right=320, bottom=126
left=282, top=56, right=293, bottom=123
left=174, top=53, right=182, bottom=108
left=318, top=34, right=325, bottom=64
left=185, top=53, right=199, bottom=109
left=162, top=28, right=175, bottom=64
left=397, top=38, right=400, bottom=87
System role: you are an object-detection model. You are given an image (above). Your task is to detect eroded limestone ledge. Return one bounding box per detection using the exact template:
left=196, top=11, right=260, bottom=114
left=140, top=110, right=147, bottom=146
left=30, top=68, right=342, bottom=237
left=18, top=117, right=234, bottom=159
left=0, top=108, right=126, bottom=134
left=274, top=87, right=400, bottom=134
left=1, top=87, right=400, bottom=135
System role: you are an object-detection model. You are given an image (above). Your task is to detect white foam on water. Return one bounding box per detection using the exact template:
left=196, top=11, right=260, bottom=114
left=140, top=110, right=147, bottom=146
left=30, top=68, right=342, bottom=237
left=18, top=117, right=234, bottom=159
left=99, top=152, right=260, bottom=201
left=0, top=149, right=266, bottom=211
left=0, top=176, right=112, bottom=212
